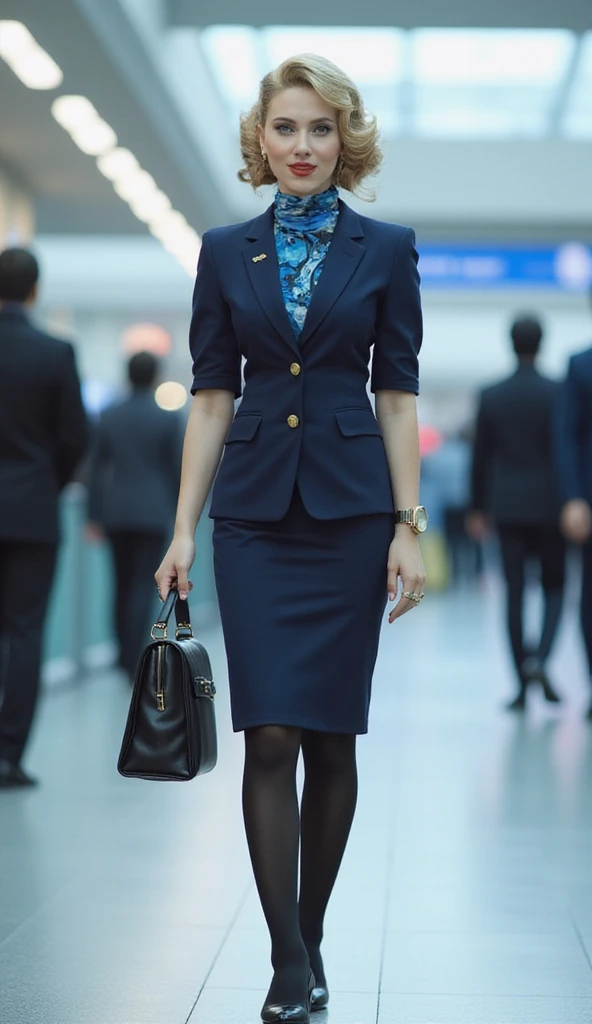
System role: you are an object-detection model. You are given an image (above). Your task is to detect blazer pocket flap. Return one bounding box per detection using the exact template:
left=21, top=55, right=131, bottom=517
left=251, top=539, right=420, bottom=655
left=225, top=413, right=262, bottom=444
left=335, top=409, right=382, bottom=438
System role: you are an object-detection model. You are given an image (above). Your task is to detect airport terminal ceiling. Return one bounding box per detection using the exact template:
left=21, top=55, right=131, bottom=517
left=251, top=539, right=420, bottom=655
left=0, top=0, right=591, bottom=250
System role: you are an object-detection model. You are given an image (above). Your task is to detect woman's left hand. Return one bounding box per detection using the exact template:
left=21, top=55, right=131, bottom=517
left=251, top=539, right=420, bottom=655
left=386, top=530, right=426, bottom=623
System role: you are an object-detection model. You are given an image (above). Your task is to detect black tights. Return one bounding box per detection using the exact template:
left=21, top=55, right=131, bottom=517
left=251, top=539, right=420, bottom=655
left=243, top=725, right=357, bottom=1004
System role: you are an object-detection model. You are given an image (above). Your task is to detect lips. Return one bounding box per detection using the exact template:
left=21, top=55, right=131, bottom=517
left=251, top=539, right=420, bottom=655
left=289, top=163, right=316, bottom=176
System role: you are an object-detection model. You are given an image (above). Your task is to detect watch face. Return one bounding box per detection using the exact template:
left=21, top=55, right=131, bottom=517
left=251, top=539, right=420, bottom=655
left=415, top=507, right=428, bottom=533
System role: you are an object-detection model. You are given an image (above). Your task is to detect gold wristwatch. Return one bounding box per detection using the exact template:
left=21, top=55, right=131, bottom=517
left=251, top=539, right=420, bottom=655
left=395, top=506, right=428, bottom=534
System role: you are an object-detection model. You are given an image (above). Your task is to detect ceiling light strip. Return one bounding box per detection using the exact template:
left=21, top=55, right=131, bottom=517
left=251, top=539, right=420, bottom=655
left=0, top=20, right=63, bottom=90
left=1, top=18, right=200, bottom=274
left=50, top=95, right=200, bottom=274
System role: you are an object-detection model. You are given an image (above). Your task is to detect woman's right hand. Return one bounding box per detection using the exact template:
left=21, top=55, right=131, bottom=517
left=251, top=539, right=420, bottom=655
left=155, top=535, right=196, bottom=601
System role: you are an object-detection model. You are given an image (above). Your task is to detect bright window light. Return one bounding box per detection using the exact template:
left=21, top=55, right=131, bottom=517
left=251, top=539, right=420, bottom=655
left=263, top=27, right=405, bottom=86
left=414, top=85, right=550, bottom=138
left=201, top=25, right=404, bottom=137
left=415, top=104, right=547, bottom=138
left=412, top=29, right=575, bottom=86
left=0, top=20, right=63, bottom=90
left=562, top=32, right=592, bottom=139
left=155, top=382, right=189, bottom=412
left=200, top=25, right=260, bottom=107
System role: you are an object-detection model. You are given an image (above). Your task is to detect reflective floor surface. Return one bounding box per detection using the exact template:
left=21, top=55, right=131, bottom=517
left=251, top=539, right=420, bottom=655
left=1, top=579, right=592, bottom=1024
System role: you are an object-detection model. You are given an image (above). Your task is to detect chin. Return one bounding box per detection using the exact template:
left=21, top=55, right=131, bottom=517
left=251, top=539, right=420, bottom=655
left=279, top=175, right=332, bottom=197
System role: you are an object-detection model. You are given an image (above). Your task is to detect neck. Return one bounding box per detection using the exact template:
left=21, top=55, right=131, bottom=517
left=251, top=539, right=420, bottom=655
left=276, top=184, right=337, bottom=200
left=518, top=356, right=536, bottom=368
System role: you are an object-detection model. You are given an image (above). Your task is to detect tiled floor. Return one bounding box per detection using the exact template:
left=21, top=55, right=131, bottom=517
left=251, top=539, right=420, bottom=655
left=1, top=578, right=592, bottom=1023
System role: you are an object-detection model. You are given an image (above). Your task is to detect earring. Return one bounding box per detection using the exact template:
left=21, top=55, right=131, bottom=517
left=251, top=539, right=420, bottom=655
left=261, top=152, right=267, bottom=161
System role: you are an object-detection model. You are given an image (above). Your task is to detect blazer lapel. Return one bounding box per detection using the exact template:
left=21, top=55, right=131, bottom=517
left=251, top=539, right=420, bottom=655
left=242, top=208, right=299, bottom=354
left=299, top=202, right=365, bottom=347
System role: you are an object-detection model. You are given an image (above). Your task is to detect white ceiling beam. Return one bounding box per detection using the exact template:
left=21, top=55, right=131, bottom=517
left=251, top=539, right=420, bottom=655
left=167, top=0, right=592, bottom=31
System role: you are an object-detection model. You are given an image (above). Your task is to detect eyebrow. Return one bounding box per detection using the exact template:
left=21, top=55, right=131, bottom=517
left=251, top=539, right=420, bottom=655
left=271, top=116, right=336, bottom=125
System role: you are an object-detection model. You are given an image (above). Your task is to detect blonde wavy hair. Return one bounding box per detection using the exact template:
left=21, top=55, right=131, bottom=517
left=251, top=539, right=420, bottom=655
left=238, top=54, right=382, bottom=199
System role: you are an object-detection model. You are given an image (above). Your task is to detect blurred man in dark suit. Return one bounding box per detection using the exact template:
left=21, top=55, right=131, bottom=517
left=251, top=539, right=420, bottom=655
left=556, top=305, right=592, bottom=720
left=0, top=247, right=88, bottom=787
left=86, top=352, right=183, bottom=683
left=468, top=316, right=565, bottom=710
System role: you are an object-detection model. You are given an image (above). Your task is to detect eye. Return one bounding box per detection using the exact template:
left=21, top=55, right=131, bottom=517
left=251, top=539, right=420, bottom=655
left=275, top=124, right=294, bottom=134
left=313, top=125, right=332, bottom=135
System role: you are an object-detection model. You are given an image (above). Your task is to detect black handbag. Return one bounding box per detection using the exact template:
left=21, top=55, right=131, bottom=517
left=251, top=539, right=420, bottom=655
left=117, top=589, right=217, bottom=781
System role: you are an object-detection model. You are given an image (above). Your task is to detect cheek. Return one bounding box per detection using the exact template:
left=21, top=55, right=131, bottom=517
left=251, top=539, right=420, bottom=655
left=266, top=133, right=290, bottom=156
left=319, top=136, right=341, bottom=162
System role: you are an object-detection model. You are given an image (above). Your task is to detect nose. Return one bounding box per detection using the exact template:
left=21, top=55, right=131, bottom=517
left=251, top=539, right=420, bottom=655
left=294, top=131, right=312, bottom=157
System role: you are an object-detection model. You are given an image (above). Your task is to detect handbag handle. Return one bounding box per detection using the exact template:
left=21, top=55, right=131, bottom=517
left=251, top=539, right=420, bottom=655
left=151, top=588, right=193, bottom=641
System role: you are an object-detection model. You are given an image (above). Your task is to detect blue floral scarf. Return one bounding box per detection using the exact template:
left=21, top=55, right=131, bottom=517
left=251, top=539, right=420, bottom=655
left=273, top=186, right=339, bottom=338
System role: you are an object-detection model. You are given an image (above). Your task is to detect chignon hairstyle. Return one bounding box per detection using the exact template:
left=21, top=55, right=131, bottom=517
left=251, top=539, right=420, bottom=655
left=238, top=53, right=382, bottom=199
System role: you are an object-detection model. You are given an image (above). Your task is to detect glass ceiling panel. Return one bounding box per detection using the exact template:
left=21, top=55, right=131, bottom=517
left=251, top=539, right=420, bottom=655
left=562, top=32, right=592, bottom=139
left=413, top=85, right=554, bottom=139
left=412, top=29, right=575, bottom=86
left=263, top=28, right=405, bottom=86
left=200, top=26, right=260, bottom=116
left=200, top=26, right=580, bottom=141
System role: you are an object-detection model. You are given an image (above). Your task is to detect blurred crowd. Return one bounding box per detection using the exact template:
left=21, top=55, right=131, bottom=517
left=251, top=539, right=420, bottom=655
left=1, top=244, right=592, bottom=787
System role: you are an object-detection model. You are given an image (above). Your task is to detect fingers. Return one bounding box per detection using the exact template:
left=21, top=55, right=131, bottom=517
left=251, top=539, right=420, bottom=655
left=155, top=568, right=194, bottom=602
left=388, top=572, right=426, bottom=623
left=176, top=568, right=190, bottom=601
left=387, top=565, right=399, bottom=602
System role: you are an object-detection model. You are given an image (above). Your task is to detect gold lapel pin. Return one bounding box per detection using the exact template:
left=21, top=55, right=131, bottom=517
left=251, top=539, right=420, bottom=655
left=252, top=253, right=267, bottom=263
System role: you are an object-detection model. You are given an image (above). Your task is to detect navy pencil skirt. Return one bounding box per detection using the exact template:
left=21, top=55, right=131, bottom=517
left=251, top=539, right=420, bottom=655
left=213, top=487, right=393, bottom=734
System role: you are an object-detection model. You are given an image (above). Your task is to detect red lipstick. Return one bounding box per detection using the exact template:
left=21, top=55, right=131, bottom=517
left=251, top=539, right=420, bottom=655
left=289, top=163, right=316, bottom=176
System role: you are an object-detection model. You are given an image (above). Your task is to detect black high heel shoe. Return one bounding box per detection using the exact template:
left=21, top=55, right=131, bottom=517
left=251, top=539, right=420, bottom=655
left=310, top=982, right=329, bottom=1012
left=261, top=971, right=315, bottom=1023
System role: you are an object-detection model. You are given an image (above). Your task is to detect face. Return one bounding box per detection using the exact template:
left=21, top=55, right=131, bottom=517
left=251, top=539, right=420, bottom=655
left=258, top=86, right=341, bottom=197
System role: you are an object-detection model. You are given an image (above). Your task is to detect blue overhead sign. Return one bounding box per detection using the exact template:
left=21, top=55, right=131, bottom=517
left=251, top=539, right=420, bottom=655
left=419, top=243, right=592, bottom=291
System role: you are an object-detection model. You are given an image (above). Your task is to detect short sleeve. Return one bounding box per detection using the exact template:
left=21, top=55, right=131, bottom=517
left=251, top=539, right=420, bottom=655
left=189, top=232, right=242, bottom=397
left=370, top=227, right=423, bottom=395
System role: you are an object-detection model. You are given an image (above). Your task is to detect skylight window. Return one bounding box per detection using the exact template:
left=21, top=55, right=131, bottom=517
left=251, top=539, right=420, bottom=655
left=263, top=27, right=405, bottom=86
left=200, top=25, right=580, bottom=141
left=200, top=26, right=260, bottom=113
left=201, top=25, right=404, bottom=136
left=411, top=29, right=575, bottom=86
left=562, top=32, right=592, bottom=139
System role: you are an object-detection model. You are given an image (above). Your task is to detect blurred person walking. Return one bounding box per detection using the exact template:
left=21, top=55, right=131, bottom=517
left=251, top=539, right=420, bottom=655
left=556, top=311, right=592, bottom=720
left=86, top=352, right=183, bottom=684
left=0, top=247, right=88, bottom=788
left=468, top=316, right=565, bottom=710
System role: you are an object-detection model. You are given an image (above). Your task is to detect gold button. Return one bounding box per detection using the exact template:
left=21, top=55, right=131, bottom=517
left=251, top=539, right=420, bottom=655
left=290, top=362, right=301, bottom=376
left=287, top=414, right=299, bottom=428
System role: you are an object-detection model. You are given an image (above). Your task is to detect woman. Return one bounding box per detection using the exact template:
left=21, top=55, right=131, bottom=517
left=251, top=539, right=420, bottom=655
left=156, top=54, right=426, bottom=1024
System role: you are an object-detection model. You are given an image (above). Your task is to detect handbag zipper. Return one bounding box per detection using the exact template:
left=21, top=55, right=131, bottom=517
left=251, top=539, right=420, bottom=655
left=156, top=644, right=165, bottom=712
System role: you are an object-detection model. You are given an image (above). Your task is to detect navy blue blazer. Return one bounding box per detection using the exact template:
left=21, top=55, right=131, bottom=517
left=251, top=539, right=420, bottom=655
left=556, top=346, right=592, bottom=504
left=190, top=200, right=422, bottom=521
